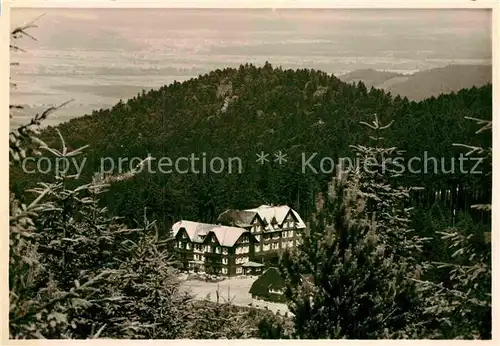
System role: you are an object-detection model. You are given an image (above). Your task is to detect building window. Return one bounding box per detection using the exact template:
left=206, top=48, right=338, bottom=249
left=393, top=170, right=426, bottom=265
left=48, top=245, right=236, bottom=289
left=272, top=242, right=279, bottom=250
left=264, top=234, right=271, bottom=241
left=222, top=268, right=228, bottom=274
left=194, top=254, right=199, bottom=260
left=255, top=245, right=260, bottom=252
left=200, top=255, right=205, bottom=261
left=236, top=257, right=248, bottom=264
left=178, top=241, right=183, bottom=249
left=216, top=246, right=221, bottom=254
left=223, top=247, right=228, bottom=255
left=186, top=243, right=191, bottom=250
left=236, top=267, right=243, bottom=274
left=222, top=257, right=228, bottom=264
left=263, top=244, right=270, bottom=251
left=255, top=234, right=260, bottom=242
left=289, top=241, right=293, bottom=248
left=182, top=232, right=187, bottom=239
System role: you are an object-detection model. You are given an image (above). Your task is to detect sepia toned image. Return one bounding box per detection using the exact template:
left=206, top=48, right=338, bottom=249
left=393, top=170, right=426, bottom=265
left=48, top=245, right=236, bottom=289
left=8, top=3, right=493, bottom=340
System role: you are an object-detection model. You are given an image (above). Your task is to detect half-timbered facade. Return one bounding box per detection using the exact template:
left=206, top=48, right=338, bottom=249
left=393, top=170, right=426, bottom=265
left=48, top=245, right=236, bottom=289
left=217, top=205, right=307, bottom=261
left=172, top=220, right=261, bottom=276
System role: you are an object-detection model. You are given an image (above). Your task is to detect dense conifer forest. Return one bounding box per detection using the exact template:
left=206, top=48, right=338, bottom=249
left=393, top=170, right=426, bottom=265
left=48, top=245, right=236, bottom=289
left=10, top=24, right=491, bottom=339
left=11, top=62, right=492, bottom=232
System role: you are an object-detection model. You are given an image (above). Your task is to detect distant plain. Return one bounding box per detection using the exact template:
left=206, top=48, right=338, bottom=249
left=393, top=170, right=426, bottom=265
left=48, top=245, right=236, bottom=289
left=10, top=8, right=492, bottom=128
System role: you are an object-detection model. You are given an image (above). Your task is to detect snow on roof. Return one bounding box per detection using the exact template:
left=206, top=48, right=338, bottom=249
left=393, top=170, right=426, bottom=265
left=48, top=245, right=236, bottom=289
left=172, top=220, right=248, bottom=247
left=242, top=261, right=265, bottom=268
left=244, top=205, right=306, bottom=229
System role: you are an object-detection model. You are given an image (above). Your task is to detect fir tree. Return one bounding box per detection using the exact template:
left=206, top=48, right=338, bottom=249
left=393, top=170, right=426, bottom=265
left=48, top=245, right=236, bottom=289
left=280, top=171, right=422, bottom=338
left=9, top=23, right=192, bottom=339
left=349, top=114, right=427, bottom=266
left=416, top=116, right=491, bottom=339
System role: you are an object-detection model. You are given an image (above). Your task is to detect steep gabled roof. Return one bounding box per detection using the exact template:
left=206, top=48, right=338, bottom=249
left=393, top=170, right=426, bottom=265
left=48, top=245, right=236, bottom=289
left=172, top=220, right=248, bottom=247
left=244, top=205, right=306, bottom=230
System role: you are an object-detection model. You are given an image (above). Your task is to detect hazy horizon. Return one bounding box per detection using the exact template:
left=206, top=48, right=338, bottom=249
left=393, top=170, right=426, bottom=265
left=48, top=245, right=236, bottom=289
left=10, top=8, right=492, bottom=128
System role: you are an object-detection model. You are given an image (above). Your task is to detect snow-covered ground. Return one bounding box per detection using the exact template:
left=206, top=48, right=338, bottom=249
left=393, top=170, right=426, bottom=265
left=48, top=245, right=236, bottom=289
left=179, top=276, right=291, bottom=315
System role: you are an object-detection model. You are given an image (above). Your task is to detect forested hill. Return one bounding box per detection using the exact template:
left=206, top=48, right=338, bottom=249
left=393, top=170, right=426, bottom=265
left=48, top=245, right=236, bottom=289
left=11, top=63, right=492, bottom=233
left=338, top=64, right=492, bottom=101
